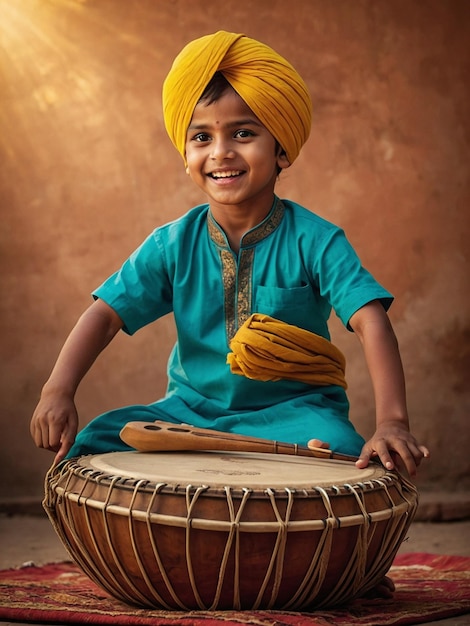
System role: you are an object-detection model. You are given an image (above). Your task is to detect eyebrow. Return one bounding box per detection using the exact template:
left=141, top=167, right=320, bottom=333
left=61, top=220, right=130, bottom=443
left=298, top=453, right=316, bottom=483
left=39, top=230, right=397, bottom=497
left=188, top=118, right=264, bottom=131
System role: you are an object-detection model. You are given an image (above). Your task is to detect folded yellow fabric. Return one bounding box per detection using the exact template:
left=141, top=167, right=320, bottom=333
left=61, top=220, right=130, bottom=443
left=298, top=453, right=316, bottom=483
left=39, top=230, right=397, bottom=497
left=162, top=31, right=312, bottom=165
left=227, top=314, right=347, bottom=389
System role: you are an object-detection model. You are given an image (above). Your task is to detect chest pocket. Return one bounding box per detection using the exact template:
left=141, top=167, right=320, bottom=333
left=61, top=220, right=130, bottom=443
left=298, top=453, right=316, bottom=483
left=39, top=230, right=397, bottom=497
left=254, top=284, right=316, bottom=328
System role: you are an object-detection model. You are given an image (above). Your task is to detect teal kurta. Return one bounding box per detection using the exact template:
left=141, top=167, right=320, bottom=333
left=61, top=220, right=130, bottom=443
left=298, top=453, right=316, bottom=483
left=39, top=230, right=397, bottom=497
left=67, top=197, right=393, bottom=458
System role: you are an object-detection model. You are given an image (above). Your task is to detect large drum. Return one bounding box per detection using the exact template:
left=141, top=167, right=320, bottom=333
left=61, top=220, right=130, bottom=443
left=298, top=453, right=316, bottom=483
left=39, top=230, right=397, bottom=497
left=44, top=450, right=418, bottom=610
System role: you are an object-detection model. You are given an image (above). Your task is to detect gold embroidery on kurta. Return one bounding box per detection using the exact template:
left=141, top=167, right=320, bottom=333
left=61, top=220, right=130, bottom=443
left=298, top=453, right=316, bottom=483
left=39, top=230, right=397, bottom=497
left=207, top=198, right=285, bottom=342
left=241, top=198, right=285, bottom=246
left=207, top=214, right=227, bottom=247
left=220, top=249, right=237, bottom=340
left=237, top=249, right=254, bottom=331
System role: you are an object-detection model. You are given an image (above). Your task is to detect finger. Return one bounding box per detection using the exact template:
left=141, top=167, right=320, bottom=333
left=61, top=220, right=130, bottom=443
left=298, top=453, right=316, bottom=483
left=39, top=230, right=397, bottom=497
left=49, top=412, right=75, bottom=453
left=46, top=421, right=63, bottom=453
left=30, top=417, right=38, bottom=442
left=53, top=434, right=74, bottom=466
left=371, top=441, right=397, bottom=472
left=419, top=445, right=431, bottom=459
left=307, top=439, right=330, bottom=450
left=30, top=419, right=43, bottom=448
left=383, top=441, right=420, bottom=476
left=405, top=442, right=430, bottom=469
left=401, top=439, right=432, bottom=475
left=31, top=412, right=49, bottom=449
left=355, top=446, right=373, bottom=469
left=38, top=418, right=52, bottom=451
left=55, top=417, right=78, bottom=464
left=53, top=444, right=69, bottom=466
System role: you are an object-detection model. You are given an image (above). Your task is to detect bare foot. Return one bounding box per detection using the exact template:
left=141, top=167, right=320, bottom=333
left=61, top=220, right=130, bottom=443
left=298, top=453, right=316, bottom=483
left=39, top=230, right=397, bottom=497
left=362, top=575, right=395, bottom=599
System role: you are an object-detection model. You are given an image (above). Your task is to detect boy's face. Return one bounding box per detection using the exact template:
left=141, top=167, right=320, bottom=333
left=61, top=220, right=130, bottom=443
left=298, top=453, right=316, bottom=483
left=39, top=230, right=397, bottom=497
left=185, top=87, right=289, bottom=211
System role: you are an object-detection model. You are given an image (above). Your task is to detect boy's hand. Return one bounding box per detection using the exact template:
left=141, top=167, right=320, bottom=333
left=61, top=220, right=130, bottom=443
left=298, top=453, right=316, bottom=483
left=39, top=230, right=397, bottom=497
left=356, top=421, right=430, bottom=477
left=30, top=300, right=124, bottom=465
left=30, top=391, right=78, bottom=465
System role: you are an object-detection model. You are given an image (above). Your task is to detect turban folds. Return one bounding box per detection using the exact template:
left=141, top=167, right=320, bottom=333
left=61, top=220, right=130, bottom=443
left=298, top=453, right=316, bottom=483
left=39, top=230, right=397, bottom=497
left=227, top=314, right=347, bottom=389
left=163, top=31, right=312, bottom=165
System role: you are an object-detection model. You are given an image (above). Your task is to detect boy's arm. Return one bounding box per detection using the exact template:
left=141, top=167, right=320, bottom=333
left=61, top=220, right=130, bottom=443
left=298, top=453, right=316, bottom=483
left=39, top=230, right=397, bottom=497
left=30, top=298, right=124, bottom=465
left=348, top=300, right=429, bottom=476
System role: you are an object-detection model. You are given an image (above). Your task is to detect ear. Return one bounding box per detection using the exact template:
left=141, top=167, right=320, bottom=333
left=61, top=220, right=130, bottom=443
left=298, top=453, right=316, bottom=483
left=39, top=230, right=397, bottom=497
left=276, top=148, right=290, bottom=170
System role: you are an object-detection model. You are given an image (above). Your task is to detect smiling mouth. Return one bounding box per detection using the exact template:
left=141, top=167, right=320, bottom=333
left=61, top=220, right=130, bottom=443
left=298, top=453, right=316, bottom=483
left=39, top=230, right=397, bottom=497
left=208, top=170, right=243, bottom=179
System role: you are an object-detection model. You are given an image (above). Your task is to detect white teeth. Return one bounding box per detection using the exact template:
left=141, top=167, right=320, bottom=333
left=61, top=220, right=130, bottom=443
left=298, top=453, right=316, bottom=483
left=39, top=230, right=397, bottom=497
left=211, top=170, right=241, bottom=179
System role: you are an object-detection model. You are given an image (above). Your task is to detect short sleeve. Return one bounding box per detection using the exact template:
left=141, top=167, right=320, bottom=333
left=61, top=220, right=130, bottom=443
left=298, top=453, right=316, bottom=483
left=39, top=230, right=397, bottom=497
left=92, top=230, right=173, bottom=335
left=314, top=227, right=393, bottom=330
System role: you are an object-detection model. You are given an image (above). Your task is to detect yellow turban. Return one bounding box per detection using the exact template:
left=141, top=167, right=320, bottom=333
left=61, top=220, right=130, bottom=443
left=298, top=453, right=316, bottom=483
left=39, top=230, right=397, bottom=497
left=227, top=314, right=347, bottom=389
left=162, top=31, right=312, bottom=165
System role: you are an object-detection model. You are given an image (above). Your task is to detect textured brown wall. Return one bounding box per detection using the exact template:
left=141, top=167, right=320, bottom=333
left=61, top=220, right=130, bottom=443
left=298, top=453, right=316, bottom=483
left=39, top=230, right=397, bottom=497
left=1, top=0, right=469, bottom=502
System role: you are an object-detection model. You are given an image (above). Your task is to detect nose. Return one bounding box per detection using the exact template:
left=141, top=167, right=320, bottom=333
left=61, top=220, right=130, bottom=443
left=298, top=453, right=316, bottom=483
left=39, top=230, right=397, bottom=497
left=210, top=136, right=234, bottom=161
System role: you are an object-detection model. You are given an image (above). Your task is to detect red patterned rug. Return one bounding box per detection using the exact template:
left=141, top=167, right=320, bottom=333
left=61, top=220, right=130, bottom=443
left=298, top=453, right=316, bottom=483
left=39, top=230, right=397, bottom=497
left=0, top=553, right=469, bottom=625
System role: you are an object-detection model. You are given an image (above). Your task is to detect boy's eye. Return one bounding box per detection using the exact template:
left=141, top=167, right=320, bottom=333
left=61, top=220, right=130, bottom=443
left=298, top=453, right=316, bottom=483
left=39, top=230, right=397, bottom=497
left=193, top=132, right=211, bottom=142
left=234, top=129, right=255, bottom=139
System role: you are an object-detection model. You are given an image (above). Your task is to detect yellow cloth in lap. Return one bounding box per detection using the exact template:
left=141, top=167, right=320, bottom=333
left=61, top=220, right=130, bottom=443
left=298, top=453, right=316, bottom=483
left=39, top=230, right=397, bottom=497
left=227, top=314, right=347, bottom=389
left=162, top=31, right=312, bottom=165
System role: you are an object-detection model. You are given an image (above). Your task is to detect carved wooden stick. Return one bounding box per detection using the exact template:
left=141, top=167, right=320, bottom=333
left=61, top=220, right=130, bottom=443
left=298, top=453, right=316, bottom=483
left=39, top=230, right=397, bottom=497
left=120, top=420, right=358, bottom=462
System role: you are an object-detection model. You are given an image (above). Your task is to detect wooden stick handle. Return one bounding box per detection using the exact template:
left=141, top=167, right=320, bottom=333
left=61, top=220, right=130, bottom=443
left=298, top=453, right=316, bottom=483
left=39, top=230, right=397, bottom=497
left=119, top=420, right=358, bottom=462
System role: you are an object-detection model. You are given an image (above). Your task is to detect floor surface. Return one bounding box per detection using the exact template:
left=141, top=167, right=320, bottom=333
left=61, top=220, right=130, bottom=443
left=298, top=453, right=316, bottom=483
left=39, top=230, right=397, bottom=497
left=1, top=513, right=469, bottom=625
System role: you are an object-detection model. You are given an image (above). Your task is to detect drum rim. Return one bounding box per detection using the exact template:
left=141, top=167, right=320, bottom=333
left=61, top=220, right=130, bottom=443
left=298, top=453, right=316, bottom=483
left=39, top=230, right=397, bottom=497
left=59, top=453, right=399, bottom=500
left=47, top=457, right=418, bottom=533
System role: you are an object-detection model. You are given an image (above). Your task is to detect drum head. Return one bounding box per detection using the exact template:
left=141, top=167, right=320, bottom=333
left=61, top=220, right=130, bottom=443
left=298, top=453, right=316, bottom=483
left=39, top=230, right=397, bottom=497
left=80, top=450, right=385, bottom=489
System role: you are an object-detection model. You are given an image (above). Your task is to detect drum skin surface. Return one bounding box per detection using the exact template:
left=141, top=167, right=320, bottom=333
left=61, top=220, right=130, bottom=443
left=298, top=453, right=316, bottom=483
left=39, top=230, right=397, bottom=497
left=44, top=451, right=418, bottom=610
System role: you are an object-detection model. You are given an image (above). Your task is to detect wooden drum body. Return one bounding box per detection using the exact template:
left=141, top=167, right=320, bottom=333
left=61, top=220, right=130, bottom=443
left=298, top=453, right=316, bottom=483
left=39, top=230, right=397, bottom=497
left=44, top=451, right=418, bottom=610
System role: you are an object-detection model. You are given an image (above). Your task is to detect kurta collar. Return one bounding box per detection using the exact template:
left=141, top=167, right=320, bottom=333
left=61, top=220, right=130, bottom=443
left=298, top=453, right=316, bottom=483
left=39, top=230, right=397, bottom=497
left=207, top=197, right=285, bottom=249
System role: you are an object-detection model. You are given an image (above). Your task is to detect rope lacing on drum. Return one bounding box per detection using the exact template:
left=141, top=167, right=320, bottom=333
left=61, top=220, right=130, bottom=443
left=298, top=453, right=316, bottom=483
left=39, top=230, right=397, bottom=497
left=97, top=476, right=152, bottom=605
left=64, top=468, right=125, bottom=601
left=53, top=470, right=140, bottom=605
left=283, top=485, right=335, bottom=609
left=42, top=463, right=78, bottom=563
left=249, top=487, right=295, bottom=610
left=359, top=473, right=419, bottom=596
left=184, top=484, right=216, bottom=610
left=43, top=462, right=66, bottom=510
left=372, top=478, right=402, bottom=594
left=218, top=487, right=252, bottom=611
left=394, top=474, right=419, bottom=549
left=143, top=482, right=189, bottom=610
left=124, top=480, right=181, bottom=609
left=319, top=483, right=370, bottom=607
left=395, top=473, right=419, bottom=518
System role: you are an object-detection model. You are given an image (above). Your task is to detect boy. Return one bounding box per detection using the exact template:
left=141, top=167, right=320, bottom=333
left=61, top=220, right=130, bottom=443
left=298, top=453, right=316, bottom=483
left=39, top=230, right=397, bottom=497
left=31, top=31, right=428, bottom=483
